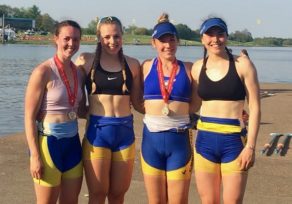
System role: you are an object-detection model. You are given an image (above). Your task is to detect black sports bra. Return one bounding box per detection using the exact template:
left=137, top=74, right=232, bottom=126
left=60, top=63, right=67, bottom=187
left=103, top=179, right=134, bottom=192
left=85, top=61, right=133, bottom=95
left=198, top=53, right=246, bottom=101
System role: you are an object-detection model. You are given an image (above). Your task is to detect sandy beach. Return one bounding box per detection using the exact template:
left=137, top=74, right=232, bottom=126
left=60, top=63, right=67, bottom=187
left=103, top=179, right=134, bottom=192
left=0, top=83, right=292, bottom=204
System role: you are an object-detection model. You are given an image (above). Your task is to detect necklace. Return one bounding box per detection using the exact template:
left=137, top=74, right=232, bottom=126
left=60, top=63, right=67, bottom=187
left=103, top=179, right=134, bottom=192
left=54, top=55, right=78, bottom=120
left=157, top=57, right=178, bottom=116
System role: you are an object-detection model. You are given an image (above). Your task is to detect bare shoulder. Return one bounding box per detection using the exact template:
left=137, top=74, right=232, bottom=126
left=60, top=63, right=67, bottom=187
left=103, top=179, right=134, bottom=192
left=182, top=61, right=193, bottom=71
left=235, top=54, right=251, bottom=63
left=124, top=55, right=140, bottom=68
left=191, top=58, right=204, bottom=75
left=124, top=55, right=141, bottom=77
left=25, top=59, right=53, bottom=88
left=234, top=55, right=256, bottom=73
left=141, top=58, right=153, bottom=69
left=76, top=52, right=94, bottom=63
left=192, top=58, right=204, bottom=68
left=32, top=59, right=52, bottom=78
left=75, top=52, right=95, bottom=73
left=140, top=59, right=153, bottom=78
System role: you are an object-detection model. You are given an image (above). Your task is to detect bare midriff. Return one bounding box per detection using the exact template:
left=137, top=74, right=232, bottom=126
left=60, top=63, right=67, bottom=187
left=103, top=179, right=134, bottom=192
left=88, top=94, right=131, bottom=117
left=144, top=100, right=189, bottom=116
left=200, top=100, right=245, bottom=119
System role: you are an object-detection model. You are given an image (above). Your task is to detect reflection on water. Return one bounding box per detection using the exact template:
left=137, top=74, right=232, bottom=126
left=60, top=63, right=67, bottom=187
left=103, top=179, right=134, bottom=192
left=0, top=44, right=292, bottom=136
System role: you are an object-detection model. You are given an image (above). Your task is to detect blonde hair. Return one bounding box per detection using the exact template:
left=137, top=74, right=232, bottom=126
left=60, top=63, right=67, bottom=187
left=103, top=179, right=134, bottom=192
left=157, top=13, right=170, bottom=24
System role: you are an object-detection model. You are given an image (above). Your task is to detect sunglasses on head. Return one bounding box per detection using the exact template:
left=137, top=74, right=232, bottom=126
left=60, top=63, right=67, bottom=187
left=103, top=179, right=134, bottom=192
left=98, top=16, right=122, bottom=25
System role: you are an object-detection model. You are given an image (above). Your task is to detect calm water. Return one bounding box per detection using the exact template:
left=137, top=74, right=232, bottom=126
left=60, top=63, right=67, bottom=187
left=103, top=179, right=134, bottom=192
left=0, top=44, right=292, bottom=136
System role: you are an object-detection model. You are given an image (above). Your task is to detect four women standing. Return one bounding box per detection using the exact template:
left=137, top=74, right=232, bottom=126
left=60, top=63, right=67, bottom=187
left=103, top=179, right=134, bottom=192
left=25, top=15, right=260, bottom=204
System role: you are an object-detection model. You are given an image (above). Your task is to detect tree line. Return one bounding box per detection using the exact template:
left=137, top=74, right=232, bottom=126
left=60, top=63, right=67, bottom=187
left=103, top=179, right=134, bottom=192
left=0, top=4, right=56, bottom=32
left=1, top=4, right=292, bottom=46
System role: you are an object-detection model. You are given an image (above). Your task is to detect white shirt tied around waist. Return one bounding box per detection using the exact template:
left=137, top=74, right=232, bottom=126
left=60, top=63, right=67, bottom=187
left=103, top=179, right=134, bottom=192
left=143, top=114, right=190, bottom=132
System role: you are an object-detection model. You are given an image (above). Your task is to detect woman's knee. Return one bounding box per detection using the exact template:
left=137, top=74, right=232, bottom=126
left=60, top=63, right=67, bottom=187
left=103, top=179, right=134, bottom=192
left=108, top=188, right=127, bottom=203
left=88, top=190, right=108, bottom=204
left=90, top=187, right=108, bottom=197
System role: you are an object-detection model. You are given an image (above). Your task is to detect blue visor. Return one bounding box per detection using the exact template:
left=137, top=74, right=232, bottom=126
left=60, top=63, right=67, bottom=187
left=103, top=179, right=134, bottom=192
left=152, top=22, right=178, bottom=39
left=200, top=18, right=228, bottom=35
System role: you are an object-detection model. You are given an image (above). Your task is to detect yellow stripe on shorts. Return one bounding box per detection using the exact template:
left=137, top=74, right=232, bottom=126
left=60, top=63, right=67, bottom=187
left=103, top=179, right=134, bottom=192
left=197, top=119, right=242, bottom=134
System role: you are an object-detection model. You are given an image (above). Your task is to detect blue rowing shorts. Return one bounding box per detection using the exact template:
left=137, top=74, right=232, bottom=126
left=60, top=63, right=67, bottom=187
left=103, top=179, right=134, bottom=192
left=83, top=114, right=135, bottom=161
left=194, top=116, right=247, bottom=175
left=141, top=125, right=193, bottom=180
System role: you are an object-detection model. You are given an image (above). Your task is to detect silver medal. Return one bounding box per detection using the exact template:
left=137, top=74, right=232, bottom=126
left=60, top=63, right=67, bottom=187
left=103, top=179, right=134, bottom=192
left=68, top=111, right=77, bottom=120
left=162, top=105, right=169, bottom=116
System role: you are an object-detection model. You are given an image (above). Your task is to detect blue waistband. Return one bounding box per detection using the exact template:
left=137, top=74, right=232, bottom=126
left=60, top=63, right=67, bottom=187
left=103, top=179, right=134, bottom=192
left=89, top=114, right=133, bottom=127
left=38, top=120, right=78, bottom=139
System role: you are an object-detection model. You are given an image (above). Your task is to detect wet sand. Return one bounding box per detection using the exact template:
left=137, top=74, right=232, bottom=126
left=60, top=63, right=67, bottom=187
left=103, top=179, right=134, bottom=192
left=0, top=83, right=292, bottom=203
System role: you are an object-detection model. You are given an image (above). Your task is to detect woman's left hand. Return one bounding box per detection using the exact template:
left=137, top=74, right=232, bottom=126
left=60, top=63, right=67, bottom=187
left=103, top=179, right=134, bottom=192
left=238, top=146, right=255, bottom=170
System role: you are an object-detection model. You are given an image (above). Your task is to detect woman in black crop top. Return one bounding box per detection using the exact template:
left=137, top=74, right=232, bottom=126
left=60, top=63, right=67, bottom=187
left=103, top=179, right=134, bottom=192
left=191, top=17, right=261, bottom=204
left=75, top=16, right=144, bottom=204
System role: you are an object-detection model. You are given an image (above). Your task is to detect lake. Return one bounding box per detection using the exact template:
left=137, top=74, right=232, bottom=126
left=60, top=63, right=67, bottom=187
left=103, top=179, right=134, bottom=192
left=0, top=44, right=292, bottom=136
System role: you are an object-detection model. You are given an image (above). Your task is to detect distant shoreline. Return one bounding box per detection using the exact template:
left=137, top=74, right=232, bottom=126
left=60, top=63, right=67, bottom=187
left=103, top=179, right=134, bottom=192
left=4, top=41, right=292, bottom=47
left=2, top=34, right=292, bottom=47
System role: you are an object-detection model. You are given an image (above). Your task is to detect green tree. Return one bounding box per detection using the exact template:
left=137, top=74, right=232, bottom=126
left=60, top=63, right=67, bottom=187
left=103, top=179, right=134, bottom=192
left=14, top=7, right=30, bottom=18
left=37, top=13, right=56, bottom=32
left=84, top=19, right=98, bottom=35
left=125, top=25, right=137, bottom=35
left=0, top=4, right=56, bottom=31
left=175, top=24, right=200, bottom=41
left=176, top=24, right=192, bottom=40
left=28, top=5, right=41, bottom=19
left=254, top=37, right=283, bottom=46
left=229, top=29, right=253, bottom=42
left=282, top=39, right=292, bottom=46
left=133, top=27, right=150, bottom=35
left=0, top=5, right=14, bottom=17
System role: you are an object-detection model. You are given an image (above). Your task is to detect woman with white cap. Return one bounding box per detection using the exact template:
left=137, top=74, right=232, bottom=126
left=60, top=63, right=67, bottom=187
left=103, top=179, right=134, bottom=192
left=141, top=13, right=195, bottom=203
left=191, top=17, right=261, bottom=203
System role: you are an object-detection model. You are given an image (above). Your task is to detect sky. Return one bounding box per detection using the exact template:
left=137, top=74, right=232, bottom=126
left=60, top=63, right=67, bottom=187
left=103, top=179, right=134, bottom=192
left=1, top=0, right=292, bottom=38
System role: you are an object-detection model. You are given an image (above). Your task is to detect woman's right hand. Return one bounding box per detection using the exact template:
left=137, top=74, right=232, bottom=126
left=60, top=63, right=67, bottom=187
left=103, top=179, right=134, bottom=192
left=30, top=155, right=44, bottom=180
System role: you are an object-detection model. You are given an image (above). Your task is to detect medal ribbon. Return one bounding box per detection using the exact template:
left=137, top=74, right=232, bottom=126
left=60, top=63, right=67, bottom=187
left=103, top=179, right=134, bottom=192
left=54, top=55, right=78, bottom=107
left=157, top=57, right=178, bottom=104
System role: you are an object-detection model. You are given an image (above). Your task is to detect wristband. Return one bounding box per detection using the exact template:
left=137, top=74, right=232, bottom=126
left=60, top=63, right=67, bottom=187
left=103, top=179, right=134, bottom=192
left=246, top=144, right=255, bottom=151
left=189, top=113, right=199, bottom=129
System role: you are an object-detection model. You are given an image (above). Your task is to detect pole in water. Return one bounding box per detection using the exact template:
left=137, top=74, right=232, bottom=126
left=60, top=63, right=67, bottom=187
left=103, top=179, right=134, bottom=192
left=260, top=133, right=282, bottom=155
left=2, top=14, right=5, bottom=44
